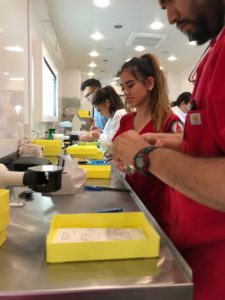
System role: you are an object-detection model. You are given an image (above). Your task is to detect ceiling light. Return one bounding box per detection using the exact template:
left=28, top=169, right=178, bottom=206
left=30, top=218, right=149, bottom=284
left=168, top=55, right=177, bottom=61
left=1, top=72, right=9, bottom=75
left=89, top=62, right=97, bottom=68
left=5, top=46, right=24, bottom=52
left=89, top=50, right=99, bottom=57
left=150, top=21, right=164, bottom=30
left=15, top=105, right=22, bottom=114
left=189, top=41, right=197, bottom=46
left=10, top=77, right=24, bottom=81
left=94, top=0, right=110, bottom=7
left=88, top=71, right=95, bottom=77
left=159, top=66, right=163, bottom=70
left=91, top=32, right=103, bottom=40
left=135, top=45, right=145, bottom=52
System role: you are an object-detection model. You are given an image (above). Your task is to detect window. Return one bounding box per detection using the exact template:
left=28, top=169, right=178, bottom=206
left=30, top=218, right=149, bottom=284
left=33, top=40, right=58, bottom=122
left=43, top=57, right=57, bottom=118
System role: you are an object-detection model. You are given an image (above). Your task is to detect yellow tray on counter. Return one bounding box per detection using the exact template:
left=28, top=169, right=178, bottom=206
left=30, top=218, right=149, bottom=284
left=66, top=145, right=104, bottom=159
left=33, top=139, right=62, bottom=156
left=0, top=189, right=10, bottom=247
left=46, top=212, right=160, bottom=263
left=77, top=110, right=90, bottom=118
left=79, top=164, right=111, bottom=178
left=0, top=230, right=6, bottom=247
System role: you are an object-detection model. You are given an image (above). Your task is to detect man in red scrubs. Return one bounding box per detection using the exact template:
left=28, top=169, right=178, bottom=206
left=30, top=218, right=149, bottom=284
left=112, top=1, right=225, bottom=299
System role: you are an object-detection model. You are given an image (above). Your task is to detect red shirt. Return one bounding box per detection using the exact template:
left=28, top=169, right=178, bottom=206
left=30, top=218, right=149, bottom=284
left=113, top=111, right=183, bottom=229
left=168, top=28, right=225, bottom=300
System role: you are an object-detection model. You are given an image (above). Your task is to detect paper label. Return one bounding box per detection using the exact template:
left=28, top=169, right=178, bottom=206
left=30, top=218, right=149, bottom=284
left=54, top=228, right=146, bottom=243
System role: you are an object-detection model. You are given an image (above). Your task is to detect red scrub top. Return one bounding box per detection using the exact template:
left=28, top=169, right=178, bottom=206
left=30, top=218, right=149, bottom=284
left=113, top=111, right=183, bottom=229
left=168, top=28, right=225, bottom=300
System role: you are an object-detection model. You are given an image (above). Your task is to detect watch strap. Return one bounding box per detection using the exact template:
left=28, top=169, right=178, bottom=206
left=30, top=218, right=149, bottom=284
left=133, top=146, right=156, bottom=176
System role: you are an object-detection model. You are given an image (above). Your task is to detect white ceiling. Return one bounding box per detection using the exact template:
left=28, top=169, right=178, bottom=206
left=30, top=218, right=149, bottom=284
left=42, top=0, right=207, bottom=85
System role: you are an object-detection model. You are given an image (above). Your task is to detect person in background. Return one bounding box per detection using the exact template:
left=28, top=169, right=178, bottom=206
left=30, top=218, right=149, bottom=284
left=112, top=1, right=225, bottom=299
left=80, top=78, right=108, bottom=131
left=171, top=91, right=191, bottom=123
left=80, top=85, right=126, bottom=150
left=113, top=53, right=183, bottom=229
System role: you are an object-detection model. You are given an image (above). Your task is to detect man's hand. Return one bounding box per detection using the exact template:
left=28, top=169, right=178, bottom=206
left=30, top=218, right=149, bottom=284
left=112, top=130, right=150, bottom=165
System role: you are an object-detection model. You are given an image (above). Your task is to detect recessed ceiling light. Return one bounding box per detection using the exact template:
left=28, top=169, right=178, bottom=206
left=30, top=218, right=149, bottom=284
left=91, top=32, right=103, bottom=40
left=159, top=66, right=163, bottom=70
left=5, top=46, right=24, bottom=52
left=150, top=21, right=164, bottom=30
left=89, top=62, right=97, bottom=68
left=94, top=0, right=110, bottom=7
left=168, top=55, right=177, bottom=61
left=135, top=45, right=145, bottom=52
left=189, top=41, right=197, bottom=46
left=89, top=50, right=99, bottom=57
left=10, top=77, right=24, bottom=81
left=88, top=71, right=95, bottom=76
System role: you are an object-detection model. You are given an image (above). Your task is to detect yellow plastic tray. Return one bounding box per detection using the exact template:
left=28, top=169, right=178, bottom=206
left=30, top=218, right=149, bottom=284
left=79, top=164, right=111, bottom=178
left=0, top=230, right=6, bottom=247
left=0, top=209, right=10, bottom=232
left=66, top=145, right=104, bottom=159
left=46, top=212, right=160, bottom=263
left=33, top=140, right=62, bottom=156
left=78, top=141, right=98, bottom=146
left=77, top=110, right=90, bottom=118
left=0, top=189, right=9, bottom=211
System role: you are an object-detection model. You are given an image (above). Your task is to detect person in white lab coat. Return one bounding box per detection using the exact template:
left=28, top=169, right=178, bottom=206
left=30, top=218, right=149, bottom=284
left=171, top=92, right=191, bottom=123
left=80, top=85, right=126, bottom=149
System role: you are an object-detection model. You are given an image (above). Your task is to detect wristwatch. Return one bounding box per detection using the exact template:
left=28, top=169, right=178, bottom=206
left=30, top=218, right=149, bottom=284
left=133, top=146, right=156, bottom=176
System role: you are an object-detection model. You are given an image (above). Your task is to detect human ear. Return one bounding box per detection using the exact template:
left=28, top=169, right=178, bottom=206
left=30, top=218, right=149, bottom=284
left=146, top=76, right=155, bottom=91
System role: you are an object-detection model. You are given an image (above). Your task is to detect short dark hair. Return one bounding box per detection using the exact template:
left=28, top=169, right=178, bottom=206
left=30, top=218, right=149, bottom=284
left=172, top=92, right=191, bottom=107
left=80, top=78, right=101, bottom=91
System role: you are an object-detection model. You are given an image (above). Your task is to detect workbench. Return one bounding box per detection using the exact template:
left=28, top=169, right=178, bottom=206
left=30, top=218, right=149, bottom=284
left=0, top=169, right=193, bottom=299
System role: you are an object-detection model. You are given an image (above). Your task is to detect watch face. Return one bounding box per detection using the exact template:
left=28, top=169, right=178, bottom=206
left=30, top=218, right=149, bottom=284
left=136, top=156, right=144, bottom=169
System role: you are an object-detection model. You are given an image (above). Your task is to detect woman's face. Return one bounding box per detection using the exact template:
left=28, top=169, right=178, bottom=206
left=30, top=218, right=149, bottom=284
left=95, top=99, right=110, bottom=117
left=120, top=70, right=153, bottom=109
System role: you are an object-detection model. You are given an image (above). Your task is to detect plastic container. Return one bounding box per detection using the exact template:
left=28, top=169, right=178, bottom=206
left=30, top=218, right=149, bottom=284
left=46, top=212, right=160, bottom=263
left=77, top=110, right=90, bottom=118
left=79, top=164, right=111, bottom=178
left=66, top=145, right=104, bottom=160
left=0, top=230, right=6, bottom=247
left=33, top=140, right=62, bottom=156
left=0, top=189, right=10, bottom=247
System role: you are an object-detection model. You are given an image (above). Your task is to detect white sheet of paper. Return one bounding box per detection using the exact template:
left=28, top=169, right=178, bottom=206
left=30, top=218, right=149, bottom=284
left=54, top=228, right=146, bottom=243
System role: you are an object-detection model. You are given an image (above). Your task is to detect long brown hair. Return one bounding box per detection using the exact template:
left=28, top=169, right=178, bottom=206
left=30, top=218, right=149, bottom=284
left=120, top=53, right=170, bottom=131
left=92, top=85, right=124, bottom=116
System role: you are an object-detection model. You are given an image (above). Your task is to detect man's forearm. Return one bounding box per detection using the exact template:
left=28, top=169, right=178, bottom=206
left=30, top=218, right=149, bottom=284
left=149, top=148, right=225, bottom=211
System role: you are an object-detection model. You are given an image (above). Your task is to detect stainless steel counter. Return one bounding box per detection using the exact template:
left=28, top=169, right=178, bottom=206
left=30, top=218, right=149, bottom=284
left=0, top=170, right=193, bottom=299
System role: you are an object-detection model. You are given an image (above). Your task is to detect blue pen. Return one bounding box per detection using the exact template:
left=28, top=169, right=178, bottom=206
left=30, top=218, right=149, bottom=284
left=97, top=208, right=123, bottom=213
left=84, top=185, right=130, bottom=192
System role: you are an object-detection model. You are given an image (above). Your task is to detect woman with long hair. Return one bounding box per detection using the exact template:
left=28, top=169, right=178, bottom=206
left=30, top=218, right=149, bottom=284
left=80, top=85, right=126, bottom=149
left=113, top=53, right=183, bottom=229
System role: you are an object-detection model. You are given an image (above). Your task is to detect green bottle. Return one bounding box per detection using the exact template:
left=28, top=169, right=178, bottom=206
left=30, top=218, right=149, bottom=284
left=48, top=128, right=56, bottom=140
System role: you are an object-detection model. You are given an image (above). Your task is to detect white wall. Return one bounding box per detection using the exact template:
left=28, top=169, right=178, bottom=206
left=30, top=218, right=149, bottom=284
left=167, top=66, right=195, bottom=103
left=0, top=0, right=29, bottom=157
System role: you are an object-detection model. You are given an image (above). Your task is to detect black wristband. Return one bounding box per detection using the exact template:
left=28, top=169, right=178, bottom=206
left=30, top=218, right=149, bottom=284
left=133, top=146, right=156, bottom=176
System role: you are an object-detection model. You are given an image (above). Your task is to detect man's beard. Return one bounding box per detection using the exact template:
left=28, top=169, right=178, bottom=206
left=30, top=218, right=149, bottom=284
left=187, top=15, right=224, bottom=45
left=178, top=1, right=224, bottom=45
